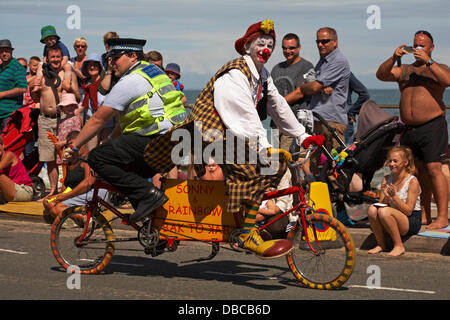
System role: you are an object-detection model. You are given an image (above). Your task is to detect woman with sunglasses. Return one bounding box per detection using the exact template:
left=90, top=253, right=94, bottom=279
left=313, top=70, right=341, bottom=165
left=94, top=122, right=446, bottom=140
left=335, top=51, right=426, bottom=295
left=71, top=37, right=88, bottom=83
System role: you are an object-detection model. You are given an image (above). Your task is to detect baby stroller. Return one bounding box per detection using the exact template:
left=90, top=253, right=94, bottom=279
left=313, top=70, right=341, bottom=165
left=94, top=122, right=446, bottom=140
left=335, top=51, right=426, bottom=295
left=312, top=100, right=405, bottom=225
left=1, top=106, right=46, bottom=200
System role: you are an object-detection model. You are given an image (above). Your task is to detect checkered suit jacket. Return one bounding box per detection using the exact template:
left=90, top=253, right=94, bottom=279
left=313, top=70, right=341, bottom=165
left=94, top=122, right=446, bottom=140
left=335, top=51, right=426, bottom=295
left=144, top=57, right=286, bottom=213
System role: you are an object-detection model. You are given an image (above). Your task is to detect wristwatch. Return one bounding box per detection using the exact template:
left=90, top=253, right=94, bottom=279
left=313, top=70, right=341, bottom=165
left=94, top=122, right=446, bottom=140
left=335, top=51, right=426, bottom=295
left=426, top=59, right=434, bottom=67
left=105, top=71, right=112, bottom=75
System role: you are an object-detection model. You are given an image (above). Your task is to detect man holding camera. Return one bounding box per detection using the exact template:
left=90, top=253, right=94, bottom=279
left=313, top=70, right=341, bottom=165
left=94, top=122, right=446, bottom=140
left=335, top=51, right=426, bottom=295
left=376, top=30, right=450, bottom=229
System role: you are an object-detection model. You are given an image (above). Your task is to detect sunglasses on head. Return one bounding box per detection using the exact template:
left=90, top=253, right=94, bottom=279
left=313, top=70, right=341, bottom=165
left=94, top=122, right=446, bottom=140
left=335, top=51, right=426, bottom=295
left=316, top=39, right=333, bottom=45
left=282, top=45, right=298, bottom=50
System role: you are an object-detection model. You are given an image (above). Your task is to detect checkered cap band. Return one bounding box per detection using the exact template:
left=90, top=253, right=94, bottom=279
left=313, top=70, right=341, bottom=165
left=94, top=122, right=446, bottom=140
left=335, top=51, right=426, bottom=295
left=109, top=44, right=144, bottom=52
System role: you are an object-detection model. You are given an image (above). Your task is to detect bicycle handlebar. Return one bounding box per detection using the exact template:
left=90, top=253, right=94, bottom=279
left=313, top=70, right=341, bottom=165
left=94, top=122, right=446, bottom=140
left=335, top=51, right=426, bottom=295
left=287, top=146, right=316, bottom=168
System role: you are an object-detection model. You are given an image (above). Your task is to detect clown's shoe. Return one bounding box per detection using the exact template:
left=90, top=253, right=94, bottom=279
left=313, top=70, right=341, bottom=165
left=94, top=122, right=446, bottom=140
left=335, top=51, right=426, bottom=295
left=237, top=227, right=293, bottom=259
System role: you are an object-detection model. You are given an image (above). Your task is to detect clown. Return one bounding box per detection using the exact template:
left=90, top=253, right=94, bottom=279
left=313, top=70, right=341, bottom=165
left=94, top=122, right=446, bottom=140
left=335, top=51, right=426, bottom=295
left=144, top=20, right=324, bottom=259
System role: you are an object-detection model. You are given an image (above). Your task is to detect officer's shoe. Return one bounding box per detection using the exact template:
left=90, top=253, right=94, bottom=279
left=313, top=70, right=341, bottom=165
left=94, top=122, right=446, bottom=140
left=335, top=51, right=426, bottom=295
left=237, top=228, right=293, bottom=259
left=128, top=187, right=168, bottom=224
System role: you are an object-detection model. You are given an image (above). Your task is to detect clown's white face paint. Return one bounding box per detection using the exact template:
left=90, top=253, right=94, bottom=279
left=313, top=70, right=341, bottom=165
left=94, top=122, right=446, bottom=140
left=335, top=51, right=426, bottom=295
left=246, top=35, right=274, bottom=72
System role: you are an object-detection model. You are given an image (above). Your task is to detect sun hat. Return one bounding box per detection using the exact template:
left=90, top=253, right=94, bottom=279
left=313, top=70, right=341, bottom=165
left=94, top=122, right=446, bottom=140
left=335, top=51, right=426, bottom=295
left=40, top=25, right=61, bottom=43
left=58, top=93, right=78, bottom=108
left=235, top=19, right=276, bottom=55
left=165, top=63, right=181, bottom=79
left=106, top=38, right=146, bottom=58
left=0, top=39, right=14, bottom=50
left=81, top=53, right=104, bottom=77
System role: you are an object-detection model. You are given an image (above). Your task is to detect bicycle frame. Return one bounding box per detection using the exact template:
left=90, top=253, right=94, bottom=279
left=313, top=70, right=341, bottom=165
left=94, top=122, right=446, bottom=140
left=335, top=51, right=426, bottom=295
left=259, top=179, right=322, bottom=255
left=76, top=148, right=325, bottom=255
left=75, top=180, right=140, bottom=244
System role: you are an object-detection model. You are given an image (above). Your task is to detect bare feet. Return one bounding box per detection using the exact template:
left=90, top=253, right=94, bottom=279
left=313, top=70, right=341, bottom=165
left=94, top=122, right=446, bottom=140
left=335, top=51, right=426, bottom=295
left=368, top=245, right=384, bottom=254
left=388, top=246, right=405, bottom=257
left=425, top=219, right=449, bottom=230
left=37, top=192, right=56, bottom=203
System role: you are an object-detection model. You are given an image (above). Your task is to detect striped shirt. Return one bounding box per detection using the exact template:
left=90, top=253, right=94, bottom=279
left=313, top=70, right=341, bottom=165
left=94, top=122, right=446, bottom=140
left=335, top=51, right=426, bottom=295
left=0, top=58, right=27, bottom=118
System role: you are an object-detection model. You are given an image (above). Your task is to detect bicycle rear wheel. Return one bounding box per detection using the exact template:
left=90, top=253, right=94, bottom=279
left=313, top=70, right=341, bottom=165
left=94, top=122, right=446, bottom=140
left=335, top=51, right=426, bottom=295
left=286, top=213, right=355, bottom=289
left=50, top=206, right=115, bottom=274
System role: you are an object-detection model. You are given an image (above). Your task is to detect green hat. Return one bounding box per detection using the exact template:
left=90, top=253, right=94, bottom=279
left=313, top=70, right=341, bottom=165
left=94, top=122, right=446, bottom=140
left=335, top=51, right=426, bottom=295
left=40, top=25, right=60, bottom=43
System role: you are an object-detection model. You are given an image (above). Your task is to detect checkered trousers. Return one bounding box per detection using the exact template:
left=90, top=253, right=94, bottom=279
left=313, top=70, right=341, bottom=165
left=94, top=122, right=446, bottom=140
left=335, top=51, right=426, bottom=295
left=144, top=57, right=287, bottom=213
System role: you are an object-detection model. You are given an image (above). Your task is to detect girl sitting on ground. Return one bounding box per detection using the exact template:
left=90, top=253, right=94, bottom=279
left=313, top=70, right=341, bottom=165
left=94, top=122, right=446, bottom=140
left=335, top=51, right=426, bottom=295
left=0, top=137, right=33, bottom=203
left=368, top=146, right=422, bottom=256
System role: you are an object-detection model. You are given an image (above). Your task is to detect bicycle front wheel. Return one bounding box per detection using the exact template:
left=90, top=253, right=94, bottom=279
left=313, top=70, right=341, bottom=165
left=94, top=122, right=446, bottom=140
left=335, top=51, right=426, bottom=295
left=50, top=206, right=115, bottom=274
left=286, top=213, right=355, bottom=289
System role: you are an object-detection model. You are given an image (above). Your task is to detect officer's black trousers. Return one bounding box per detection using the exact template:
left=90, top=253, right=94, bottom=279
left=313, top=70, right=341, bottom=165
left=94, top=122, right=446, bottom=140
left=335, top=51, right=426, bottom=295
left=88, top=134, right=158, bottom=209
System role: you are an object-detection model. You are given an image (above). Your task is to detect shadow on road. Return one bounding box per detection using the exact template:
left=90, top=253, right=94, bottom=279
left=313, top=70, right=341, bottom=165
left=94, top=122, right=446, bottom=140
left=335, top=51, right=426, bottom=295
left=102, top=254, right=303, bottom=291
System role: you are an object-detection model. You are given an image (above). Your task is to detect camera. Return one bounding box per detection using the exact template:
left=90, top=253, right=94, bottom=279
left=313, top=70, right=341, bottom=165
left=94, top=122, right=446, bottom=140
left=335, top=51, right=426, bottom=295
left=403, top=46, right=414, bottom=53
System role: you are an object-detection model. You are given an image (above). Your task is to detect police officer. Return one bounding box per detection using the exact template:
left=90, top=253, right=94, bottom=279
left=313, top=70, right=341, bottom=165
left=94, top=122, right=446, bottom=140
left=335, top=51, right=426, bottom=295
left=63, top=38, right=186, bottom=223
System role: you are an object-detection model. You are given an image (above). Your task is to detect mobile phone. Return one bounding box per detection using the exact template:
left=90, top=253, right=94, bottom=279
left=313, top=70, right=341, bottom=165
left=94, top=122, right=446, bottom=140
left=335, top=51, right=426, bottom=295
left=403, top=46, right=414, bottom=53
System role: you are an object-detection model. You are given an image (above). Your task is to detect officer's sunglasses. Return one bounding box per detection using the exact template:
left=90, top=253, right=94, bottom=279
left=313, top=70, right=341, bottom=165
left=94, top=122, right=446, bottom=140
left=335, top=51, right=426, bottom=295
left=110, top=51, right=127, bottom=62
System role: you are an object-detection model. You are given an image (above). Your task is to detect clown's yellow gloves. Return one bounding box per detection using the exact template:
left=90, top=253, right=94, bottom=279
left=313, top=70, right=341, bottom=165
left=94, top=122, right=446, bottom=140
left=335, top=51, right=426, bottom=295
left=267, top=148, right=292, bottom=162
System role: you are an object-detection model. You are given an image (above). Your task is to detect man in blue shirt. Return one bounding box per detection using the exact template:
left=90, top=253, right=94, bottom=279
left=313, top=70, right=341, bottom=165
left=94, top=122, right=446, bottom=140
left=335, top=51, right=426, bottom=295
left=0, top=39, right=27, bottom=134
left=300, top=27, right=350, bottom=171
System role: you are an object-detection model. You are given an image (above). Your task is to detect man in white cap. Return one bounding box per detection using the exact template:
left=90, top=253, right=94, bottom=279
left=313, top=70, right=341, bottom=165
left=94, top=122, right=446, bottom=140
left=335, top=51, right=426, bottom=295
left=144, top=20, right=324, bottom=259
left=64, top=38, right=186, bottom=224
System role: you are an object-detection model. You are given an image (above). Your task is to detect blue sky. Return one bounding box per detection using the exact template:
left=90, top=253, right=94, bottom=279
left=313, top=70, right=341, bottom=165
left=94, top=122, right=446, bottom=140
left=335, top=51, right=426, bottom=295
left=1, top=0, right=449, bottom=89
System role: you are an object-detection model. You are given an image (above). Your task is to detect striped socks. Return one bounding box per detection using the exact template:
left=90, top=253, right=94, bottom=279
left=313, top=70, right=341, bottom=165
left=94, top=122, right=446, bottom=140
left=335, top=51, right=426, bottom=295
left=242, top=200, right=260, bottom=232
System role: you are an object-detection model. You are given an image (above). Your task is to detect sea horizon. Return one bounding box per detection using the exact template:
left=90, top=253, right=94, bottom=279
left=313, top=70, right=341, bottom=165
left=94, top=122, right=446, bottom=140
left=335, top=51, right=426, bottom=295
left=183, top=88, right=450, bottom=144
left=184, top=88, right=450, bottom=106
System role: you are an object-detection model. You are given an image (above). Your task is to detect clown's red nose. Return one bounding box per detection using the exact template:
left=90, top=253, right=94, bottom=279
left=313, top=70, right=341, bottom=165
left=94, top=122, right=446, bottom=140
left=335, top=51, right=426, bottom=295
left=262, top=48, right=271, bottom=60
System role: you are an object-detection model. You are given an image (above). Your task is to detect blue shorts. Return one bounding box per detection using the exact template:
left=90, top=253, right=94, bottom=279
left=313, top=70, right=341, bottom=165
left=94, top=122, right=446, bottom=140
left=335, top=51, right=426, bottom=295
left=406, top=210, right=422, bottom=236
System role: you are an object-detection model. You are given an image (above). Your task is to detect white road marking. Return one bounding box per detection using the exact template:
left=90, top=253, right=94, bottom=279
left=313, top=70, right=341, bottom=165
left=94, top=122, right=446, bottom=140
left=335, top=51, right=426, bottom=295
left=350, top=285, right=435, bottom=294
left=0, top=248, right=29, bottom=255
left=205, top=271, right=277, bottom=280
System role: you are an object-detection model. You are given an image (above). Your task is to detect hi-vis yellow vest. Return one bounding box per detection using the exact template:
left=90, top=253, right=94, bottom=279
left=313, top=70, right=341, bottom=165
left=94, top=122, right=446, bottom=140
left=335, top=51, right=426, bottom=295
left=120, top=62, right=186, bottom=136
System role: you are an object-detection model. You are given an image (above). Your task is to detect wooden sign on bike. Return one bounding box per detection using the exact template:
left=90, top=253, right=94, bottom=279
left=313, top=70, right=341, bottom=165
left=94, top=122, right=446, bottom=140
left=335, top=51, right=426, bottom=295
left=153, top=179, right=237, bottom=242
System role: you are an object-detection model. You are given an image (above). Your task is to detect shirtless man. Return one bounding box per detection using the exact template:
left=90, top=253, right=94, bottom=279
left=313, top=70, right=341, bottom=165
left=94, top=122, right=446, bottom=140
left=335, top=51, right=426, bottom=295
left=376, top=30, right=450, bottom=229
left=31, top=45, right=80, bottom=198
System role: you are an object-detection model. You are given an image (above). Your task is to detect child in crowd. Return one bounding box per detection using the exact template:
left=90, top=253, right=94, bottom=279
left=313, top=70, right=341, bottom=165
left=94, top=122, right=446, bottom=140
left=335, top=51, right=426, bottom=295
left=23, top=56, right=41, bottom=109
left=165, top=63, right=187, bottom=104
left=368, top=146, right=422, bottom=257
left=0, top=136, right=33, bottom=203
left=39, top=25, right=73, bottom=92
left=165, top=63, right=184, bottom=91
left=200, top=158, right=224, bottom=181
left=80, top=53, right=113, bottom=149
left=43, top=130, right=109, bottom=224
left=55, top=93, right=82, bottom=160
left=17, top=58, right=27, bottom=69
left=256, top=188, right=278, bottom=224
